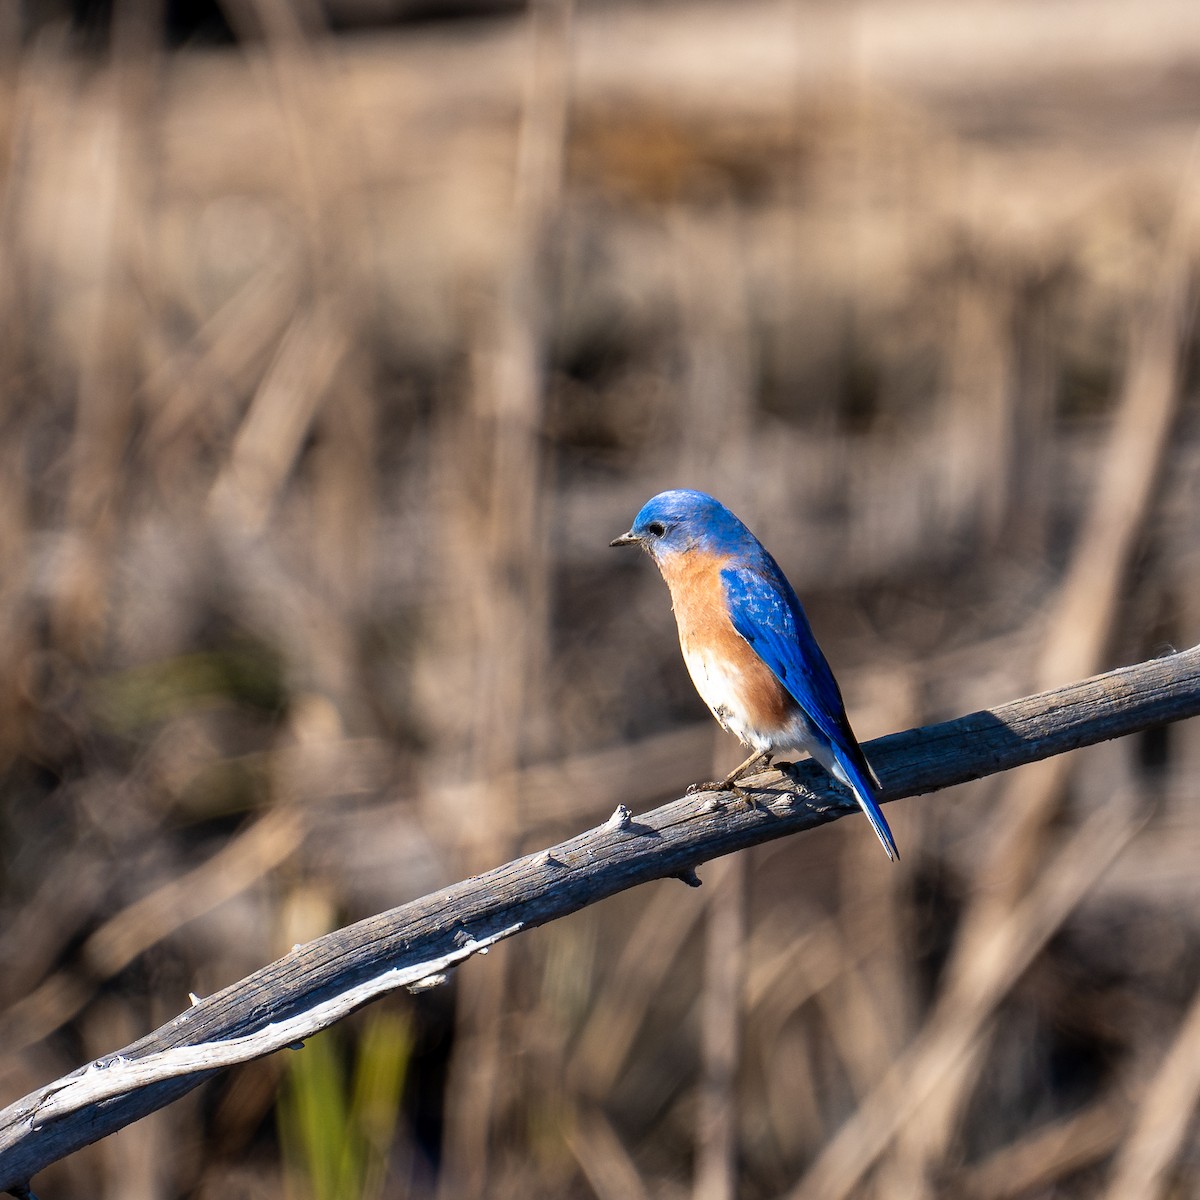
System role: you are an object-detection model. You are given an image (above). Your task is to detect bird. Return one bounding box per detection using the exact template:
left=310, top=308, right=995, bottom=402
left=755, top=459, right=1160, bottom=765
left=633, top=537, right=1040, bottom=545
left=611, top=488, right=898, bottom=861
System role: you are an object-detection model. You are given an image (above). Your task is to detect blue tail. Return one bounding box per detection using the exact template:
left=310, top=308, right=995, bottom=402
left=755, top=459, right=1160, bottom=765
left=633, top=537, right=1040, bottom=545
left=831, top=747, right=899, bottom=862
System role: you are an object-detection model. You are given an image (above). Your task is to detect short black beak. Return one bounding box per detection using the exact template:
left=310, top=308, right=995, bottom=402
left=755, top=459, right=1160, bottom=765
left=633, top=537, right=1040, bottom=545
left=610, top=531, right=640, bottom=547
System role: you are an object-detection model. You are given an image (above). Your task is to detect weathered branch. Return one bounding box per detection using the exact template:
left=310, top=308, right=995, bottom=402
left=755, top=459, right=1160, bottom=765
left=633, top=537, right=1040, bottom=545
left=3, top=644, right=1200, bottom=1192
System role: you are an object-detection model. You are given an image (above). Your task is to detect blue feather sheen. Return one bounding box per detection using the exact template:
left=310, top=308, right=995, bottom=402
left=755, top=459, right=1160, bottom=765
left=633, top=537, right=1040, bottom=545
left=721, top=565, right=899, bottom=861
left=618, top=488, right=899, bottom=860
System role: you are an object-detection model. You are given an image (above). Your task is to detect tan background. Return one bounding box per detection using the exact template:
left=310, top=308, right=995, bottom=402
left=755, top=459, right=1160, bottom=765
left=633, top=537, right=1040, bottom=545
left=1, top=1, right=1199, bottom=1196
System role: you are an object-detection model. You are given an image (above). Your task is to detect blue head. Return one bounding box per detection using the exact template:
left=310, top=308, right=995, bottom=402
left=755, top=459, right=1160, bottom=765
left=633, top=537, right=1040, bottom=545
left=610, top=489, right=763, bottom=562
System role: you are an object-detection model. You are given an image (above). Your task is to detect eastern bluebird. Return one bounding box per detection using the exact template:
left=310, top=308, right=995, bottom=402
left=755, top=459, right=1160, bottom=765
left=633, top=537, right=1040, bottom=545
left=611, top=488, right=898, bottom=861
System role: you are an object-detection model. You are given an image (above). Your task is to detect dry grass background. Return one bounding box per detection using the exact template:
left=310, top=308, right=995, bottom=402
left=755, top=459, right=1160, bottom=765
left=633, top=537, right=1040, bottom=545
left=2, top=0, right=1200, bottom=1196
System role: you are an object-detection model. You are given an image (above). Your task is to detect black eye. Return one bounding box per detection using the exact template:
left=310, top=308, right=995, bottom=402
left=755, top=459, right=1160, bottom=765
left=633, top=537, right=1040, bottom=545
left=645, top=521, right=666, bottom=538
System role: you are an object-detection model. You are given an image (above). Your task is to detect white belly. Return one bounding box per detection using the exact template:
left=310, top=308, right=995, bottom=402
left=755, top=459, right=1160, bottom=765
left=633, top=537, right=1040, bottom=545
left=682, top=642, right=827, bottom=761
left=679, top=645, right=779, bottom=752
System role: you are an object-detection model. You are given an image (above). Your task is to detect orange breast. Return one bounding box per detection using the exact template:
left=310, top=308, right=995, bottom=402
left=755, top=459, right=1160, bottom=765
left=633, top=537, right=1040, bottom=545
left=658, top=549, right=795, bottom=736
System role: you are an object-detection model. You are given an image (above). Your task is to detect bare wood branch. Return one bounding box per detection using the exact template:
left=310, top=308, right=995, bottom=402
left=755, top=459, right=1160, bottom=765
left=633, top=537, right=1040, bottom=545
left=2, top=644, right=1200, bottom=1192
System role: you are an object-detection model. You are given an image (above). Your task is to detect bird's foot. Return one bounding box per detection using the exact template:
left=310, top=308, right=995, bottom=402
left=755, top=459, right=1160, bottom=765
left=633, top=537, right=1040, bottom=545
left=687, top=770, right=752, bottom=796
left=687, top=751, right=774, bottom=806
left=686, top=777, right=764, bottom=811
left=735, top=785, right=764, bottom=812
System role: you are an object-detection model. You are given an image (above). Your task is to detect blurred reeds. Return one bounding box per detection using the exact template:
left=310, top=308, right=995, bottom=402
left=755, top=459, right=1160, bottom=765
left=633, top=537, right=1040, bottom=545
left=2, top=1, right=1200, bottom=1197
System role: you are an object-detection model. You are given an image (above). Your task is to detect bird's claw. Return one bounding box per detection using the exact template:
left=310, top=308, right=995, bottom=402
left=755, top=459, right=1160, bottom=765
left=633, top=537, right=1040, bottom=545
left=687, top=777, right=764, bottom=811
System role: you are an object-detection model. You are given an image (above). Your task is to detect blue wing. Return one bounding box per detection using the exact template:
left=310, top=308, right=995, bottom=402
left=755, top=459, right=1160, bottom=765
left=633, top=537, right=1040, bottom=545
left=721, top=563, right=898, bottom=861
